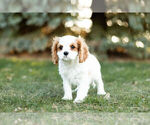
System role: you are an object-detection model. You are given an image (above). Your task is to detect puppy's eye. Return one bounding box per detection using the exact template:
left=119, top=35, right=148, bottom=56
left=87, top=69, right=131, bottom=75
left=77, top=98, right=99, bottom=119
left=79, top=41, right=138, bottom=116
left=71, top=45, right=75, bottom=49
left=59, top=45, right=63, bottom=50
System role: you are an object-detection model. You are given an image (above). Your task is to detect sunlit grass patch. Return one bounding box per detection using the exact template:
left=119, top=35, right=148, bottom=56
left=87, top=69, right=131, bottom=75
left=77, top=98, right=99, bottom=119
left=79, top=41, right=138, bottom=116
left=0, top=58, right=149, bottom=112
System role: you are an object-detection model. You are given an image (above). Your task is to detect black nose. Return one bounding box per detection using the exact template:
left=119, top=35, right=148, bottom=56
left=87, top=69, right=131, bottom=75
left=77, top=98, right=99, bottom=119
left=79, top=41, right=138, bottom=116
left=64, top=51, right=69, bottom=56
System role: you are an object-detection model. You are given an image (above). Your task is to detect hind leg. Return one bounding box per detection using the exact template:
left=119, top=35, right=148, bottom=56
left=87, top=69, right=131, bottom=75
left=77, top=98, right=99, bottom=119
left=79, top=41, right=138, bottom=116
left=95, top=73, right=106, bottom=95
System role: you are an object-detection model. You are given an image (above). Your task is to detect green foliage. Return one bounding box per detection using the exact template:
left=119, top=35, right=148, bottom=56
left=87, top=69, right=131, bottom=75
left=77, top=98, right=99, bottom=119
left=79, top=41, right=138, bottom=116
left=0, top=13, right=71, bottom=53
left=24, top=13, right=48, bottom=26
left=1, top=13, right=150, bottom=59
left=98, top=13, right=150, bottom=59
left=129, top=14, right=144, bottom=31
left=0, top=0, right=74, bottom=12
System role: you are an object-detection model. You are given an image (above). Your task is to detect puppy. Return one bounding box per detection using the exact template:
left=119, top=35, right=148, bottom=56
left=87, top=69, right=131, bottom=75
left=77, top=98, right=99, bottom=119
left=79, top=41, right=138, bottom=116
left=52, top=35, right=106, bottom=103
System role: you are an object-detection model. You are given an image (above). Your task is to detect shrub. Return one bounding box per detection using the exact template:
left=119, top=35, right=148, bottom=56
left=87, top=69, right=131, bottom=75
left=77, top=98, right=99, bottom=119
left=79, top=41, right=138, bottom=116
left=0, top=13, right=71, bottom=53
left=97, top=13, right=150, bottom=59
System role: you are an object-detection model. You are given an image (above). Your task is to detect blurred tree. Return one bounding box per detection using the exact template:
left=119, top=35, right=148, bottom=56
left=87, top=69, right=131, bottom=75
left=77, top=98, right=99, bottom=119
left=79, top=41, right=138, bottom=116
left=0, top=13, right=71, bottom=54
left=98, top=13, right=150, bottom=59
left=0, top=12, right=150, bottom=59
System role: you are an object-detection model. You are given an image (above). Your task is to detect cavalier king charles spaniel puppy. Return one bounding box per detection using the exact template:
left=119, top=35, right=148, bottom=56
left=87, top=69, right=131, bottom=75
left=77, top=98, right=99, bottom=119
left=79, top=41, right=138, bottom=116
left=52, top=35, right=106, bottom=103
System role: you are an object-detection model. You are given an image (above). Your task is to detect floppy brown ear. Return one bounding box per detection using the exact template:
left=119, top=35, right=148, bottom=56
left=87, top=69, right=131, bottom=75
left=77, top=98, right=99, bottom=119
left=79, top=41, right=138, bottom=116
left=77, top=37, right=89, bottom=63
left=51, top=37, right=59, bottom=64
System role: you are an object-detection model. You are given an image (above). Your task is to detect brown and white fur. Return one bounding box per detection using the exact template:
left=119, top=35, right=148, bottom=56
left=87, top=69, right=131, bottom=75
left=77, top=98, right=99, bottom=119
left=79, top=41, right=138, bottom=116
left=52, top=35, right=106, bottom=103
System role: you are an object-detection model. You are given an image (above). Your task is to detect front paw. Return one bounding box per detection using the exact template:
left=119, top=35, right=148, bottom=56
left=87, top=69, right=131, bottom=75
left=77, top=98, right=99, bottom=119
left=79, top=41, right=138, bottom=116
left=73, top=98, right=84, bottom=103
left=97, top=91, right=106, bottom=95
left=62, top=96, right=72, bottom=100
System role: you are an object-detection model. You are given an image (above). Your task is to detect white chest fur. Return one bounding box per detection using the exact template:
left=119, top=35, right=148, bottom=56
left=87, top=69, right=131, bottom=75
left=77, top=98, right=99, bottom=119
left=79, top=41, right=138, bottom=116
left=58, top=60, right=87, bottom=85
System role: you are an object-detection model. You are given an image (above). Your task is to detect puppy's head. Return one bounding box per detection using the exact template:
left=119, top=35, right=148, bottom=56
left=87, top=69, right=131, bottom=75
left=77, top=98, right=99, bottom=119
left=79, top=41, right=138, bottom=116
left=51, top=35, right=88, bottom=64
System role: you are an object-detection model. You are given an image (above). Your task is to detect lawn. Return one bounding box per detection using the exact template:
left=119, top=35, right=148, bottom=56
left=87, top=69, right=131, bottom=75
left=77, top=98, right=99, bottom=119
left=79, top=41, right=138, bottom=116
left=0, top=58, right=149, bottom=112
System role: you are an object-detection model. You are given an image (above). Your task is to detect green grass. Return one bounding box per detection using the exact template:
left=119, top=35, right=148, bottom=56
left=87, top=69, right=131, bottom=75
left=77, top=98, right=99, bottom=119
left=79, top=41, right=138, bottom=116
left=0, top=58, right=149, bottom=112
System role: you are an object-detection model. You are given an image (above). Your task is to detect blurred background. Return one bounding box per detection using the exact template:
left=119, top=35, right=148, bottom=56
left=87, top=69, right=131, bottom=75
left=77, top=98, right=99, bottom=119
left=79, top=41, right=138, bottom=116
left=0, top=0, right=150, bottom=60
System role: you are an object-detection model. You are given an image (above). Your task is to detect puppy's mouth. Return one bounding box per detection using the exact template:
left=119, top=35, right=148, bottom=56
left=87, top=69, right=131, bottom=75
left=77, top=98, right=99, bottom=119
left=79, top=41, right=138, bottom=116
left=63, top=57, right=69, bottom=60
left=62, top=56, right=71, bottom=61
